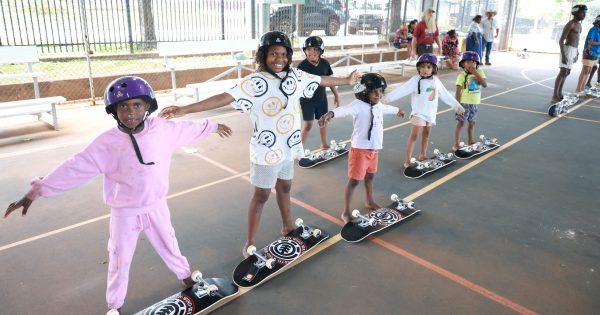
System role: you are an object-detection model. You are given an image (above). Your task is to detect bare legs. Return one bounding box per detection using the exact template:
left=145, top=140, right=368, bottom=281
left=454, top=120, right=475, bottom=150
left=552, top=67, right=571, bottom=102
left=341, top=173, right=381, bottom=224
left=301, top=120, right=330, bottom=150
left=242, top=179, right=293, bottom=257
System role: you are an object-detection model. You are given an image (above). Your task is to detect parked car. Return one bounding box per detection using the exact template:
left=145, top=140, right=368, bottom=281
left=270, top=0, right=349, bottom=36
left=348, top=13, right=385, bottom=34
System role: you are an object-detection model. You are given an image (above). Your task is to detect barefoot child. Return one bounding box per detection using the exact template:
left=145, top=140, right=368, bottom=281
left=319, top=73, right=404, bottom=223
left=4, top=76, right=232, bottom=314
left=453, top=51, right=487, bottom=150
left=442, top=29, right=461, bottom=70
left=385, top=54, right=465, bottom=168
left=159, top=31, right=358, bottom=256
left=297, top=36, right=340, bottom=149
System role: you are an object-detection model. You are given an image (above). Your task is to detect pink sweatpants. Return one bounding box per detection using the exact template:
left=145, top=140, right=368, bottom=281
left=106, top=204, right=191, bottom=309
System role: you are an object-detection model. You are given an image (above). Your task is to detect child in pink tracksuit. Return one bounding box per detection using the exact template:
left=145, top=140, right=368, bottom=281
left=4, top=76, right=232, bottom=314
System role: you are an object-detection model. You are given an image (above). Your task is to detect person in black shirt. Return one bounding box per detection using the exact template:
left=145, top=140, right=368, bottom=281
left=297, top=36, right=340, bottom=149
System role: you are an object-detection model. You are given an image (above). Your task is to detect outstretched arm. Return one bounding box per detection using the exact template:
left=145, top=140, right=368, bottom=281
left=320, top=70, right=359, bottom=87
left=159, top=93, right=235, bottom=119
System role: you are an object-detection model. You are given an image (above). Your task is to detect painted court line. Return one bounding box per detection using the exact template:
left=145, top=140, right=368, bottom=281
left=193, top=152, right=539, bottom=315
left=0, top=172, right=248, bottom=253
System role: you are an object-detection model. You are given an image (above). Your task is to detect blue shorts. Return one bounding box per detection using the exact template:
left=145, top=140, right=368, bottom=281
left=456, top=104, right=478, bottom=122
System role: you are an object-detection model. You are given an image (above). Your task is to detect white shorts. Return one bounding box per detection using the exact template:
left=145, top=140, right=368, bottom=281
left=250, top=160, right=294, bottom=189
left=559, top=45, right=578, bottom=69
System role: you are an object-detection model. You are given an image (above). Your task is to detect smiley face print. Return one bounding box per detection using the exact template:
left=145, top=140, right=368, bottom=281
left=287, top=129, right=301, bottom=148
left=303, top=82, right=319, bottom=99
left=281, top=75, right=298, bottom=96
left=261, top=96, right=283, bottom=117
left=256, top=130, right=276, bottom=148
left=233, top=98, right=254, bottom=113
left=264, top=149, right=283, bottom=164
left=276, top=113, right=295, bottom=134
left=241, top=76, right=268, bottom=97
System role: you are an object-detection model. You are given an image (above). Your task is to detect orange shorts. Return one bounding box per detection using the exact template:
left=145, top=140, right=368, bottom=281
left=348, top=147, right=379, bottom=180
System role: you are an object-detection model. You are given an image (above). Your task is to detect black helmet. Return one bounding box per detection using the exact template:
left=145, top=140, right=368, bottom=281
left=303, top=36, right=325, bottom=53
left=354, top=73, right=387, bottom=103
left=259, top=31, right=293, bottom=54
left=571, top=4, right=587, bottom=15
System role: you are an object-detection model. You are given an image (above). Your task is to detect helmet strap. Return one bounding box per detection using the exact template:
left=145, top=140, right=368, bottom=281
left=417, top=75, right=433, bottom=94
left=115, top=112, right=155, bottom=165
left=264, top=67, right=292, bottom=108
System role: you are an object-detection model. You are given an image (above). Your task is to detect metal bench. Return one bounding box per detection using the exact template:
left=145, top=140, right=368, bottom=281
left=158, top=39, right=258, bottom=101
left=0, top=46, right=65, bottom=130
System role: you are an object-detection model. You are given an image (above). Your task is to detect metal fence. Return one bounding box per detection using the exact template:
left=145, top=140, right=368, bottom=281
left=0, top=0, right=251, bottom=55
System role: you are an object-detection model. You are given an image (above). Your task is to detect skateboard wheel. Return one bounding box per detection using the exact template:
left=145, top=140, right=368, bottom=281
left=330, top=140, right=337, bottom=146
left=304, top=149, right=310, bottom=155
left=492, top=138, right=497, bottom=143
left=410, top=157, right=416, bottom=163
left=246, top=245, right=257, bottom=256
left=406, top=201, right=415, bottom=209
left=351, top=209, right=361, bottom=218
left=479, top=134, right=485, bottom=140
left=459, top=141, right=465, bottom=147
left=368, top=218, right=377, bottom=226
left=312, top=229, right=322, bottom=238
left=390, top=193, right=398, bottom=201
left=433, top=149, right=440, bottom=155
left=424, top=162, right=431, bottom=168
left=106, top=310, right=120, bottom=315
left=447, top=153, right=454, bottom=158
left=265, top=258, right=275, bottom=269
left=206, top=284, right=219, bottom=296
left=294, top=218, right=304, bottom=227
left=191, top=270, right=203, bottom=283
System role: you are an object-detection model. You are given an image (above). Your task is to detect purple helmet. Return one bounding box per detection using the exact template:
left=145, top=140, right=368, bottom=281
left=460, top=51, right=481, bottom=68
left=104, top=76, right=158, bottom=115
left=416, top=53, right=438, bottom=74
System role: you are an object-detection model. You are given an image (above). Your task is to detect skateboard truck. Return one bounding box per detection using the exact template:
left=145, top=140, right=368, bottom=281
left=190, top=270, right=219, bottom=297
left=390, top=194, right=415, bottom=210
left=295, top=218, right=322, bottom=239
left=432, top=149, right=453, bottom=161
left=304, top=149, right=318, bottom=161
left=330, top=139, right=346, bottom=151
left=246, top=245, right=275, bottom=270
left=480, top=134, right=497, bottom=146
left=351, top=209, right=376, bottom=227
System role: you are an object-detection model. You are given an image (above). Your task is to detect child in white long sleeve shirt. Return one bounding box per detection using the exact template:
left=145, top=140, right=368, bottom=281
left=319, top=73, right=404, bottom=223
left=386, top=54, right=465, bottom=168
left=4, top=76, right=232, bottom=314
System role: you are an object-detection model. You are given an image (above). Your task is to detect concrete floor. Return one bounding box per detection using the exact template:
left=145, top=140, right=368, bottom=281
left=1, top=51, right=598, bottom=315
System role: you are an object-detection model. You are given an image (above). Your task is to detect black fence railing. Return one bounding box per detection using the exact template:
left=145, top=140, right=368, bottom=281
left=0, top=0, right=250, bottom=55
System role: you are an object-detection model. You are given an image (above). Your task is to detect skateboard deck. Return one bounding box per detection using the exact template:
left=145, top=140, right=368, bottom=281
left=341, top=194, right=421, bottom=243
left=233, top=219, right=330, bottom=288
left=454, top=135, right=500, bottom=159
left=298, top=140, right=348, bottom=168
left=548, top=93, right=579, bottom=117
left=403, top=149, right=455, bottom=179
left=133, top=273, right=238, bottom=315
left=586, top=86, right=600, bottom=98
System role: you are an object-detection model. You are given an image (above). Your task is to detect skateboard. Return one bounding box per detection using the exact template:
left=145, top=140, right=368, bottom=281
left=341, top=194, right=421, bottom=242
left=454, top=135, right=500, bottom=159
left=586, top=85, right=600, bottom=98
left=298, top=140, right=348, bottom=168
left=107, top=271, right=238, bottom=315
left=548, top=93, right=579, bottom=117
left=232, top=218, right=330, bottom=288
left=403, top=149, right=455, bottom=179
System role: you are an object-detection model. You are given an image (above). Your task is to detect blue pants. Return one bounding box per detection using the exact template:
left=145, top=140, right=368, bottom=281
left=483, top=39, right=493, bottom=63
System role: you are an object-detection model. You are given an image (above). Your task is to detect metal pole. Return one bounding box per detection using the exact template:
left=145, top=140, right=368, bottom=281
left=125, top=0, right=134, bottom=53
left=221, top=0, right=225, bottom=40
left=79, top=0, right=95, bottom=105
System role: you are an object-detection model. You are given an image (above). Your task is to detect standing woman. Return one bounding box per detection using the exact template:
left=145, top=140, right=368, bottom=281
left=466, top=15, right=483, bottom=61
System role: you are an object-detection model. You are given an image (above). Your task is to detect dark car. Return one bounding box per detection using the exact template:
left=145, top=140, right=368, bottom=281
left=270, top=0, right=349, bottom=36
left=348, top=13, right=385, bottom=34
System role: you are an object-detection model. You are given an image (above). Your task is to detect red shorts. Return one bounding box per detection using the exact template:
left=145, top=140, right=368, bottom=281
left=348, top=147, right=379, bottom=180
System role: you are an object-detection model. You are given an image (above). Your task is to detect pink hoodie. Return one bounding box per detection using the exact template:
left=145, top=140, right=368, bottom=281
left=26, top=117, right=218, bottom=217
